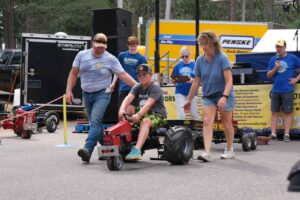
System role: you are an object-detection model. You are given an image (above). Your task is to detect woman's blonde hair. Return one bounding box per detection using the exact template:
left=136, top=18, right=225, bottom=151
left=197, top=31, right=221, bottom=53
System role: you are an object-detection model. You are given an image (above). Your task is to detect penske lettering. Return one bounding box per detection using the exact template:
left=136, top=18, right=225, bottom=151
left=220, top=35, right=254, bottom=49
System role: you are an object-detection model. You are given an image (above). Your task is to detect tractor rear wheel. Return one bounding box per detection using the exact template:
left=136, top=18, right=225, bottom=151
left=164, top=126, right=193, bottom=165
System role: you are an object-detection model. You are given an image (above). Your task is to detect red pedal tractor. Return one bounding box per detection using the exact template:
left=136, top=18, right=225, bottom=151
left=1, top=107, right=37, bottom=139
left=0, top=104, right=59, bottom=139
left=97, top=114, right=194, bottom=171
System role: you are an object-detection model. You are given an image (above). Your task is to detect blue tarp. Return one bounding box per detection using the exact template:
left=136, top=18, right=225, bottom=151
left=236, top=52, right=300, bottom=82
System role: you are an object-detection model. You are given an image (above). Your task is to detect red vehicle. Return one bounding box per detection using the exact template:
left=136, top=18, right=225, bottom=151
left=97, top=114, right=194, bottom=171
left=0, top=104, right=59, bottom=139
left=1, top=108, right=37, bottom=139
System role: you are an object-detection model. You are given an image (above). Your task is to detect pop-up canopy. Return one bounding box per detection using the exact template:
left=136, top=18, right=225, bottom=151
left=252, top=29, right=300, bottom=53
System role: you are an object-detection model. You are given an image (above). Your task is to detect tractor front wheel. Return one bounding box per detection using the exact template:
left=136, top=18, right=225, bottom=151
left=107, top=156, right=124, bottom=171
left=21, top=130, right=32, bottom=139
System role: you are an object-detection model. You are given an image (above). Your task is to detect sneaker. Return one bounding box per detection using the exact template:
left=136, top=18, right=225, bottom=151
left=77, top=148, right=91, bottom=162
left=283, top=134, right=291, bottom=142
left=269, top=134, right=277, bottom=140
left=220, top=148, right=235, bottom=159
left=125, top=147, right=142, bottom=161
left=197, top=152, right=212, bottom=162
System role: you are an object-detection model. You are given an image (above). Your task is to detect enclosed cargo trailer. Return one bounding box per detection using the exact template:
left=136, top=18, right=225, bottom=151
left=20, top=33, right=91, bottom=111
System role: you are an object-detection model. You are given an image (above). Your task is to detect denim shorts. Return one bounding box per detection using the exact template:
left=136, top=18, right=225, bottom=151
left=202, top=92, right=235, bottom=111
left=271, top=92, right=293, bottom=113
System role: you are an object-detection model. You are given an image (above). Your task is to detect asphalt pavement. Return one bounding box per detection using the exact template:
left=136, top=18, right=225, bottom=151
left=0, top=122, right=299, bottom=200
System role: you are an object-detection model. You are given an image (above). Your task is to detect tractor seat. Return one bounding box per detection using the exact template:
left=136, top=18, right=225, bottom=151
left=151, top=127, right=168, bottom=137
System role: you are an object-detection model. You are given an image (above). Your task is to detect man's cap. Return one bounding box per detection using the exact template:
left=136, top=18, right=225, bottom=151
left=275, top=39, right=286, bottom=47
left=136, top=64, right=152, bottom=74
left=93, top=33, right=107, bottom=48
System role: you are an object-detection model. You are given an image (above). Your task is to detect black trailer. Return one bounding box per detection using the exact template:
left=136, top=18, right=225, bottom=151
left=20, top=33, right=91, bottom=110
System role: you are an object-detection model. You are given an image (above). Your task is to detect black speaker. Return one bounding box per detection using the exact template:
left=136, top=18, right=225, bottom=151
left=92, top=8, right=132, bottom=123
left=92, top=8, right=132, bottom=56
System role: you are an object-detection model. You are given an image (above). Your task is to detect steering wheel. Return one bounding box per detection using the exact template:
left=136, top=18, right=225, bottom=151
left=123, top=113, right=133, bottom=121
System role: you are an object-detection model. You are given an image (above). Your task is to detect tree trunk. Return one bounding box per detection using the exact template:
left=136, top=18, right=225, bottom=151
left=4, top=0, right=15, bottom=49
left=264, top=0, right=274, bottom=22
left=248, top=0, right=255, bottom=21
left=229, top=0, right=237, bottom=21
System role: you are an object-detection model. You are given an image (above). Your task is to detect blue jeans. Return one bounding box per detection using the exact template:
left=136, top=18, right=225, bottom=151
left=83, top=90, right=111, bottom=154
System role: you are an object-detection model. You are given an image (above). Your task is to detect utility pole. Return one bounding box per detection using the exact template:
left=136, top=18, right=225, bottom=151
left=0, top=10, right=3, bottom=49
left=195, top=0, right=199, bottom=58
left=154, top=0, right=160, bottom=73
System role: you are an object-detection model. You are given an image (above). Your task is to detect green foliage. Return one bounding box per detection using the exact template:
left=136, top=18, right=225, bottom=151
left=1, top=0, right=300, bottom=47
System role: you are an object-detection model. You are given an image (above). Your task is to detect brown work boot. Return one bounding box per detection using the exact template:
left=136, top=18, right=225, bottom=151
left=77, top=148, right=91, bottom=162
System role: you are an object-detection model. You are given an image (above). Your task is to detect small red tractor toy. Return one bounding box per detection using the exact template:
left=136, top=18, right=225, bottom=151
left=97, top=114, right=195, bottom=171
left=0, top=104, right=59, bottom=139
left=1, top=106, right=37, bottom=139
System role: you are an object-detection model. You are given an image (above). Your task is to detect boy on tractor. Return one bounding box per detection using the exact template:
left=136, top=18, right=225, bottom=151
left=118, top=64, right=167, bottom=161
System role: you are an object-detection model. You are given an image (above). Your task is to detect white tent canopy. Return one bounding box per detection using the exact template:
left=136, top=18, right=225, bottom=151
left=252, top=29, right=300, bottom=53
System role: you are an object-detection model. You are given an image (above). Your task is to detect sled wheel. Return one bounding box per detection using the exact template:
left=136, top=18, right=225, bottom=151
left=45, top=116, right=58, bottom=133
left=242, top=134, right=251, bottom=152
left=249, top=132, right=257, bottom=150
left=192, top=131, right=204, bottom=150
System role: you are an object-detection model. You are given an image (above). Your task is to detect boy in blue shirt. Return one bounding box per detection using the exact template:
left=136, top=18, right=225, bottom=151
left=111, top=36, right=147, bottom=111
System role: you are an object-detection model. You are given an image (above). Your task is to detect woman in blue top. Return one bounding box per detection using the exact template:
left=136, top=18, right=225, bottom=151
left=184, top=31, right=235, bottom=162
left=170, top=46, right=200, bottom=120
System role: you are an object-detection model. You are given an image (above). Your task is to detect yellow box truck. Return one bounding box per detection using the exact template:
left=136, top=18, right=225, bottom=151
left=145, top=19, right=283, bottom=73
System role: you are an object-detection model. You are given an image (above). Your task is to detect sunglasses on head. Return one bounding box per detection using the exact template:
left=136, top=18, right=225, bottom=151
left=181, top=55, right=189, bottom=59
left=93, top=39, right=107, bottom=44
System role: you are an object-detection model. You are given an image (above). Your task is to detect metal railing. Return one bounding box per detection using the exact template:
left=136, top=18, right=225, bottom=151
left=159, top=51, right=181, bottom=85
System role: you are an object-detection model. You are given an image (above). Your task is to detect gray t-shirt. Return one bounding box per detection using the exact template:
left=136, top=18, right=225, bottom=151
left=194, top=52, right=233, bottom=97
left=73, top=49, right=124, bottom=93
left=130, top=82, right=167, bottom=117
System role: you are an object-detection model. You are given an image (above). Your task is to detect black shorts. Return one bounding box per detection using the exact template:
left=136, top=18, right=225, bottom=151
left=271, top=92, right=293, bottom=113
left=118, top=90, right=138, bottom=108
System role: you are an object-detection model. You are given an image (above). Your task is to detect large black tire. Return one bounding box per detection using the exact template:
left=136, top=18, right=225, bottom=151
left=107, top=156, right=124, bottom=171
left=242, top=134, right=251, bottom=152
left=192, top=131, right=204, bottom=150
left=164, top=126, right=193, bottom=165
left=21, top=130, right=32, bottom=139
left=249, top=132, right=257, bottom=150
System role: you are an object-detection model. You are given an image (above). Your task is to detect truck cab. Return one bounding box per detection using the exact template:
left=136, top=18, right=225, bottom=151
left=0, top=49, right=22, bottom=92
